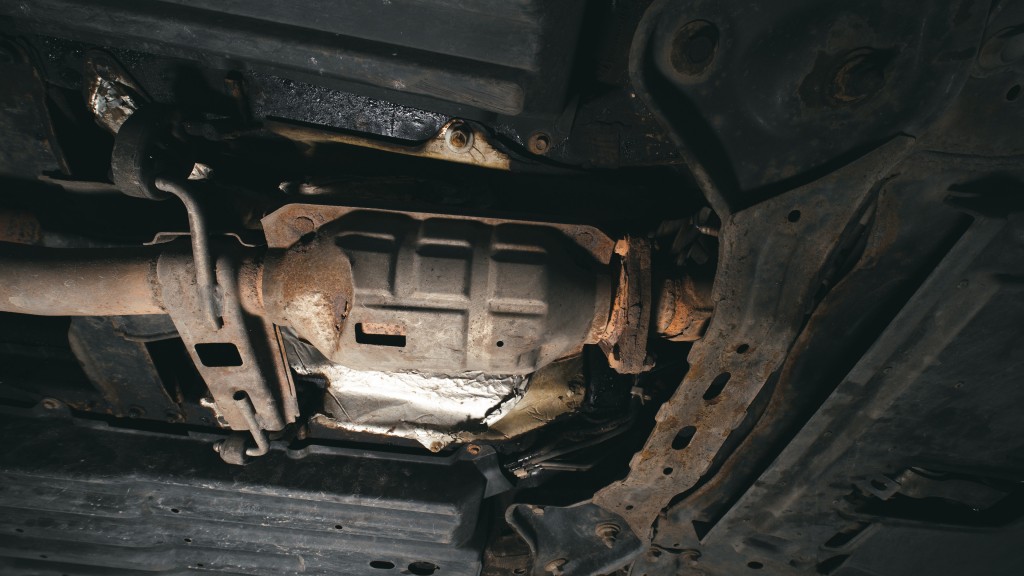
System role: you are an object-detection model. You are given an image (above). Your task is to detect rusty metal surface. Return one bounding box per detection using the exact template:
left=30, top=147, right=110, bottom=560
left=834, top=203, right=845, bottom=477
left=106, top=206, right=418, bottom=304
left=633, top=155, right=1000, bottom=574
left=0, top=242, right=164, bottom=316
left=267, top=118, right=512, bottom=171
left=673, top=214, right=1020, bottom=575
left=592, top=137, right=916, bottom=538
left=264, top=207, right=610, bottom=375
left=263, top=203, right=616, bottom=265
left=654, top=276, right=712, bottom=342
left=153, top=178, right=222, bottom=329
left=0, top=210, right=42, bottom=245
left=157, top=245, right=298, bottom=434
left=260, top=225, right=355, bottom=365
left=596, top=238, right=653, bottom=374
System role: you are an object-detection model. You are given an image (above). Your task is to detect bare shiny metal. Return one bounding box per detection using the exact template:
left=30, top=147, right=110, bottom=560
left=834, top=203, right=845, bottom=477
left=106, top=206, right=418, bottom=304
left=287, top=333, right=528, bottom=452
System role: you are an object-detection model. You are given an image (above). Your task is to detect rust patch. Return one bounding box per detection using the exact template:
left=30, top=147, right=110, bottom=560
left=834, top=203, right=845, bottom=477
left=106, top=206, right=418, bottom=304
left=596, top=238, right=654, bottom=374
left=592, top=137, right=915, bottom=538
left=267, top=118, right=512, bottom=171
left=655, top=276, right=713, bottom=342
left=261, top=203, right=615, bottom=265
left=0, top=210, right=41, bottom=244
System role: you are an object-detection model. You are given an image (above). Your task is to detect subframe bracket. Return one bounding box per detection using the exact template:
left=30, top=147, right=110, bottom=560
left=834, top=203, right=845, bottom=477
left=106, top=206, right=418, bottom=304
left=157, top=243, right=298, bottom=459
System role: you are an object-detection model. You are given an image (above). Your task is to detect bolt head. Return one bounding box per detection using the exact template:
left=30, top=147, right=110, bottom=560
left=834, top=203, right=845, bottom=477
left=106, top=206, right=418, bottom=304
left=544, top=558, right=567, bottom=575
left=528, top=132, right=551, bottom=155
left=444, top=122, right=473, bottom=153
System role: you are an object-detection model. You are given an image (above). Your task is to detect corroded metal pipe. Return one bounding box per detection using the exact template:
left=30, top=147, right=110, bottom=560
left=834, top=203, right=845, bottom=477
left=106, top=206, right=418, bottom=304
left=0, top=242, right=164, bottom=316
left=154, top=177, right=222, bottom=329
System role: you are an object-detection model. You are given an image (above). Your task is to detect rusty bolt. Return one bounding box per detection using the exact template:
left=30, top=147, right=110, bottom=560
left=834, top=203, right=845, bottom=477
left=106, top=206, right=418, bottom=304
left=670, top=20, right=719, bottom=77
left=466, top=444, right=482, bottom=456
left=595, top=522, right=621, bottom=549
left=544, top=558, right=567, bottom=576
left=292, top=216, right=316, bottom=237
left=655, top=277, right=713, bottom=342
left=449, top=129, right=469, bottom=149
left=40, top=397, right=62, bottom=410
left=445, top=122, right=473, bottom=153
left=527, top=132, right=551, bottom=155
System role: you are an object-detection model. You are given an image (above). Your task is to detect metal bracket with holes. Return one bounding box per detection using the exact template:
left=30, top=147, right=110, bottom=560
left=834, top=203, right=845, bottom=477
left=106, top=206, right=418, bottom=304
left=592, top=137, right=917, bottom=537
left=158, top=244, right=298, bottom=457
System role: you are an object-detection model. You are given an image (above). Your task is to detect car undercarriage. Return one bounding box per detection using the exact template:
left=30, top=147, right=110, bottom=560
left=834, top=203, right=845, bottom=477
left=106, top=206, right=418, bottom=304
left=0, top=1, right=1022, bottom=575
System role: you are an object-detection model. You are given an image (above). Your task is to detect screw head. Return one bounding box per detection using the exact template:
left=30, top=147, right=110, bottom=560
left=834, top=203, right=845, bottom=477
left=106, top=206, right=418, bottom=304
left=466, top=444, right=482, bottom=456
left=445, top=122, right=473, bottom=153
left=40, top=398, right=62, bottom=410
left=527, top=132, right=551, bottom=155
